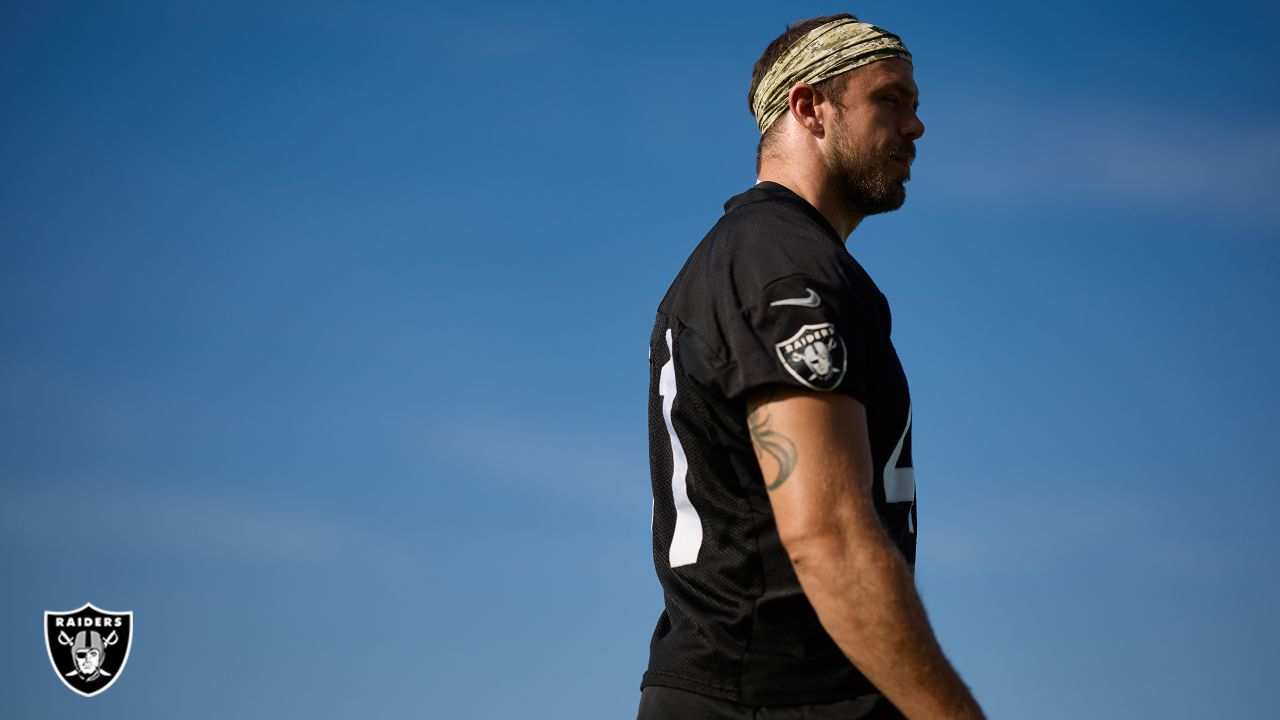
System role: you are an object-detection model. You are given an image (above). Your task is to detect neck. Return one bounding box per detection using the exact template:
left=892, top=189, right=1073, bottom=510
left=757, top=167, right=863, bottom=241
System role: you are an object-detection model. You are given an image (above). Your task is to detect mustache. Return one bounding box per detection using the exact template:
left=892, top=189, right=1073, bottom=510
left=889, top=143, right=916, bottom=162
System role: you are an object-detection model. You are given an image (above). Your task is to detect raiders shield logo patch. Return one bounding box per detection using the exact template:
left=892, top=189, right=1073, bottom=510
left=775, top=323, right=847, bottom=391
left=45, top=603, right=133, bottom=697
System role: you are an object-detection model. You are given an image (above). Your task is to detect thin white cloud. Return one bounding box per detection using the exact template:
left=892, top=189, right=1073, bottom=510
left=416, top=407, right=648, bottom=510
left=0, top=483, right=409, bottom=567
left=923, top=94, right=1280, bottom=222
left=919, top=472, right=1250, bottom=583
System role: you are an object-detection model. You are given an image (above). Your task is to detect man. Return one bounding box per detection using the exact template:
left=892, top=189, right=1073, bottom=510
left=638, top=14, right=985, bottom=720
left=68, top=630, right=110, bottom=682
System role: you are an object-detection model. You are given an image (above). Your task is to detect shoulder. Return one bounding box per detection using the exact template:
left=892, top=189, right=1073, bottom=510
left=661, top=183, right=870, bottom=332
left=708, top=187, right=848, bottom=298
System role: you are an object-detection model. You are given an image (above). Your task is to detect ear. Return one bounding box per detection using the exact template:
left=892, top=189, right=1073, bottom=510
left=786, top=82, right=826, bottom=138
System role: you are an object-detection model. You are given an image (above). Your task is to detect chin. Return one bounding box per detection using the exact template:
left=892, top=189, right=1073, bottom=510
left=839, top=170, right=907, bottom=216
left=858, top=190, right=907, bottom=216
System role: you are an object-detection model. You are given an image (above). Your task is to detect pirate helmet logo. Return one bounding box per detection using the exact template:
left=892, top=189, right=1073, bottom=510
left=44, top=603, right=133, bottom=697
left=775, top=322, right=847, bottom=391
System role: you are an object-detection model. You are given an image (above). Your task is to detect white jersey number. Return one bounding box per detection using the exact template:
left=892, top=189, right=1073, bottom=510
left=659, top=328, right=703, bottom=567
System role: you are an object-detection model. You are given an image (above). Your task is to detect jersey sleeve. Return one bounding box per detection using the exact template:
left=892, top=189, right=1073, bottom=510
left=678, top=238, right=883, bottom=405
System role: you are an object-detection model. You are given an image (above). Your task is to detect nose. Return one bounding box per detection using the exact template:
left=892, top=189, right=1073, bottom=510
left=903, top=110, right=924, bottom=141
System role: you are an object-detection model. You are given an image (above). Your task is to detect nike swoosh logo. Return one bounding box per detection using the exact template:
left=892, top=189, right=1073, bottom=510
left=769, top=288, right=821, bottom=308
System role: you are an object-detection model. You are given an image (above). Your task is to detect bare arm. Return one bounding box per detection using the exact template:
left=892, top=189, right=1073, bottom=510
left=747, top=387, right=984, bottom=720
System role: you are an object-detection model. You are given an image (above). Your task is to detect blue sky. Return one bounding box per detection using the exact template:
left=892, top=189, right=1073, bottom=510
left=2, top=1, right=1277, bottom=717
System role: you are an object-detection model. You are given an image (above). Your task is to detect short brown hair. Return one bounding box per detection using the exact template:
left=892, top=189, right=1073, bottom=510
left=748, top=13, right=859, bottom=173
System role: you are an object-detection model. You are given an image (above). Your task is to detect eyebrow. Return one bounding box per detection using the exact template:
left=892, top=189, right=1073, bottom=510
left=875, top=81, right=920, bottom=110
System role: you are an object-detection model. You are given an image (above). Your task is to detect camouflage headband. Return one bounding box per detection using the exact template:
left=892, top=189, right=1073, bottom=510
left=752, top=18, right=912, bottom=134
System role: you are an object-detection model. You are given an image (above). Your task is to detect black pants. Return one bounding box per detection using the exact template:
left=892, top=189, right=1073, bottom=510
left=636, top=685, right=907, bottom=720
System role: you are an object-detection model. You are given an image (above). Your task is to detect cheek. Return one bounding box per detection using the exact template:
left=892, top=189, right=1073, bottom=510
left=840, top=109, right=891, bottom=147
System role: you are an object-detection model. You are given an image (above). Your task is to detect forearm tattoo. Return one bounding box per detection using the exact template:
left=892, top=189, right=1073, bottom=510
left=748, top=399, right=798, bottom=492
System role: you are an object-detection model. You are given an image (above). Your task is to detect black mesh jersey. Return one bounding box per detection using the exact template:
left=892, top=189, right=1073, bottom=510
left=642, top=181, right=917, bottom=706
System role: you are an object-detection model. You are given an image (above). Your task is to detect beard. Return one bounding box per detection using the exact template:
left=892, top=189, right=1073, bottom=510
left=824, top=133, right=913, bottom=216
